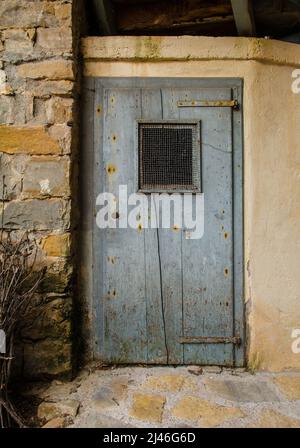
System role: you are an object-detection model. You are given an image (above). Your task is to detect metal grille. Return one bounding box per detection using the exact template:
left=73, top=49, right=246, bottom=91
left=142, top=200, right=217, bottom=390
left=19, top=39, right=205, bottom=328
left=138, top=122, right=200, bottom=192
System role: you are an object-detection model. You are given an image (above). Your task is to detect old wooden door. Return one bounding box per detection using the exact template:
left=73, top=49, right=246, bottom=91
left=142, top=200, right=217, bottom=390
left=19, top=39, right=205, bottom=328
left=87, top=78, right=244, bottom=366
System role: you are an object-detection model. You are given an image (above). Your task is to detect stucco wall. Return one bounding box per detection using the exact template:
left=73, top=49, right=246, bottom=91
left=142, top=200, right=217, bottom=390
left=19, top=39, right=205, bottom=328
left=82, top=36, right=300, bottom=372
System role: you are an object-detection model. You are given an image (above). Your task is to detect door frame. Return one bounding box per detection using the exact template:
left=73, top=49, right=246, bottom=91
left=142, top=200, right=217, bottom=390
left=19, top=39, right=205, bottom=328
left=80, top=77, right=245, bottom=366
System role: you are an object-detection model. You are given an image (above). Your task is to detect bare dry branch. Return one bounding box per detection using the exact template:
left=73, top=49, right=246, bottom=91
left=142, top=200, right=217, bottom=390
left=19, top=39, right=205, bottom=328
left=0, top=180, right=45, bottom=427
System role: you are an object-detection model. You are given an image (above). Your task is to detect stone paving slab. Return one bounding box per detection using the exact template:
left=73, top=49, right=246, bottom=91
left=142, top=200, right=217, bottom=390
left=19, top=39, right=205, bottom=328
left=28, top=365, right=300, bottom=428
left=272, top=376, right=300, bottom=400
left=204, top=378, right=280, bottom=402
left=171, top=396, right=245, bottom=427
left=246, top=409, right=300, bottom=428
left=130, top=393, right=166, bottom=423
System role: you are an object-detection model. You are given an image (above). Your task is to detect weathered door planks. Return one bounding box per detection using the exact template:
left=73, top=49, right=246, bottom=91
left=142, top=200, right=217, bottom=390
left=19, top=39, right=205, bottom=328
left=141, top=88, right=170, bottom=363
left=101, top=87, right=148, bottom=362
left=85, top=78, right=244, bottom=366
left=178, top=89, right=234, bottom=365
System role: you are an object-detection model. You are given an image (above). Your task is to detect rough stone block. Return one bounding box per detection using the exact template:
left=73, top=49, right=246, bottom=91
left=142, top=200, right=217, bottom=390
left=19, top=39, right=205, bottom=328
left=0, top=125, right=61, bottom=154
left=29, top=97, right=45, bottom=124
left=143, top=374, right=185, bottom=392
left=45, top=96, right=73, bottom=124
left=39, top=380, right=79, bottom=402
left=0, top=68, right=13, bottom=95
left=25, top=80, right=74, bottom=98
left=42, top=417, right=65, bottom=428
left=36, top=27, right=72, bottom=53
left=54, top=3, right=72, bottom=28
left=0, top=152, right=29, bottom=200
left=92, top=388, right=120, bottom=410
left=47, top=124, right=72, bottom=154
left=92, top=377, right=129, bottom=410
left=22, top=156, right=70, bottom=198
left=42, top=233, right=71, bottom=257
left=0, top=83, right=13, bottom=95
left=23, top=339, right=72, bottom=379
left=2, top=198, right=71, bottom=230
left=0, top=96, right=14, bottom=124
left=20, top=296, right=72, bottom=341
left=39, top=258, right=73, bottom=293
left=78, top=415, right=133, bottom=429
left=17, top=60, right=74, bottom=81
left=2, top=28, right=34, bottom=63
left=187, top=366, right=203, bottom=376
left=0, top=69, right=5, bottom=84
left=109, top=377, right=129, bottom=401
left=0, top=1, right=61, bottom=29
left=2, top=27, right=34, bottom=43
left=171, top=396, right=244, bottom=427
left=205, top=378, right=280, bottom=403
left=202, top=366, right=222, bottom=374
left=273, top=376, right=300, bottom=400
left=8, top=93, right=33, bottom=125
left=248, top=409, right=300, bottom=428
left=130, top=393, right=166, bottom=423
left=38, top=399, right=79, bottom=421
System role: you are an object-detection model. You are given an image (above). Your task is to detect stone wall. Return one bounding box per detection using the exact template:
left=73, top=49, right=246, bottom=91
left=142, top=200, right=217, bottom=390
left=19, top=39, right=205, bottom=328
left=0, top=0, right=82, bottom=379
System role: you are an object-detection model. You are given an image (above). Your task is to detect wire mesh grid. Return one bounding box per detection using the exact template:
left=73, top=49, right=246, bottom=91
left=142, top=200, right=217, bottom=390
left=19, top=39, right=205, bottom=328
left=138, top=122, right=200, bottom=192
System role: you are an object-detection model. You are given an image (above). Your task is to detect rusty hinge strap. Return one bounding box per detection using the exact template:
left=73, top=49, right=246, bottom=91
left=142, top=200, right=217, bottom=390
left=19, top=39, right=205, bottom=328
left=179, top=336, right=242, bottom=345
left=177, top=100, right=239, bottom=109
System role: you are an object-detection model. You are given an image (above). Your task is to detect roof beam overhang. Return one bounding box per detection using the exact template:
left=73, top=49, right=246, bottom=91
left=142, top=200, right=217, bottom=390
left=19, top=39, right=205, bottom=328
left=92, top=0, right=116, bottom=35
left=231, top=0, right=256, bottom=37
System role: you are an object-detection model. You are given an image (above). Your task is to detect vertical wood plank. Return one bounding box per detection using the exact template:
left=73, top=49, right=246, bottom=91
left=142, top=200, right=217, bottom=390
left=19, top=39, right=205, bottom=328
left=177, top=87, right=234, bottom=365
left=101, top=87, right=147, bottom=362
left=157, top=88, right=184, bottom=364
left=141, top=89, right=169, bottom=363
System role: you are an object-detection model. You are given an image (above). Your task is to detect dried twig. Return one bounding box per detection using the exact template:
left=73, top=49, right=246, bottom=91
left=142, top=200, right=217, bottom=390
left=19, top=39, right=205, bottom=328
left=0, top=177, right=45, bottom=427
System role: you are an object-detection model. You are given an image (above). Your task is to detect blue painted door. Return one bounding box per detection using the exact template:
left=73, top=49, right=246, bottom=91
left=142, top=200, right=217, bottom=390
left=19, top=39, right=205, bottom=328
left=93, top=78, right=244, bottom=366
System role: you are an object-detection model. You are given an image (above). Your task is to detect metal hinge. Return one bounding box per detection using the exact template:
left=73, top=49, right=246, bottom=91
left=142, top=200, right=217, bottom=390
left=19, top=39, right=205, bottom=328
left=177, top=100, right=239, bottom=110
left=179, top=336, right=242, bottom=345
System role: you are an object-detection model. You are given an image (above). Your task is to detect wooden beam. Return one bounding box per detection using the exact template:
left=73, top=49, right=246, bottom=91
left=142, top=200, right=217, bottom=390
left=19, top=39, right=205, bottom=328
left=231, top=0, right=256, bottom=36
left=115, top=1, right=234, bottom=34
left=92, top=0, right=116, bottom=35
